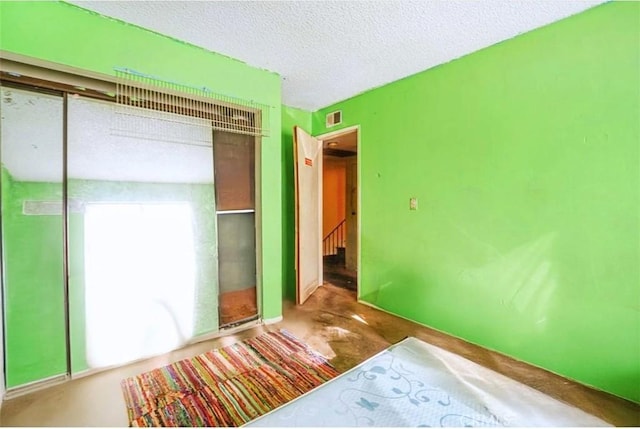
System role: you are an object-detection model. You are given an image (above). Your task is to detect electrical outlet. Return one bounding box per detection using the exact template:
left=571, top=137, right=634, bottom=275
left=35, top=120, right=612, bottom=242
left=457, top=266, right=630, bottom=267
left=409, top=197, right=418, bottom=210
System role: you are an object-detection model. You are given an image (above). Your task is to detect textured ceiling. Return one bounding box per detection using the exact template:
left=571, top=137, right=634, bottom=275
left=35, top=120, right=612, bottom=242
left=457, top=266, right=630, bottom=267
left=69, top=1, right=605, bottom=111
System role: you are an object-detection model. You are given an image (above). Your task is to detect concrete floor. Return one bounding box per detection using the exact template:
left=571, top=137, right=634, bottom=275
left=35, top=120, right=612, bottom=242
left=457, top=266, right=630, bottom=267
left=1, top=283, right=638, bottom=426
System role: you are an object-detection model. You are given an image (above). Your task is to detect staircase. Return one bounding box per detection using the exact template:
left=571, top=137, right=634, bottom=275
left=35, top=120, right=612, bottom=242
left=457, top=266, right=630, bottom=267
left=323, top=219, right=356, bottom=291
left=323, top=219, right=346, bottom=259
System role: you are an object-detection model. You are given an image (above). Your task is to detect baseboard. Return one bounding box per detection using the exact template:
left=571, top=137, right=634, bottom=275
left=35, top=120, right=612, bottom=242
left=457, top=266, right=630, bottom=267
left=3, top=374, right=67, bottom=400
left=262, top=315, right=283, bottom=325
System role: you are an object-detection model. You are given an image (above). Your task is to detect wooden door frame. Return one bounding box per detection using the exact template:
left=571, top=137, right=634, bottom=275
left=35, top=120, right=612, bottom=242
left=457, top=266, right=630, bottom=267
left=315, top=125, right=360, bottom=299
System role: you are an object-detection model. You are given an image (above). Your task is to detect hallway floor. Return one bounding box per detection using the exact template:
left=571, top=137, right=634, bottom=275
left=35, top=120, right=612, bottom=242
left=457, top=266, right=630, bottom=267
left=1, top=283, right=638, bottom=426
left=323, top=260, right=357, bottom=291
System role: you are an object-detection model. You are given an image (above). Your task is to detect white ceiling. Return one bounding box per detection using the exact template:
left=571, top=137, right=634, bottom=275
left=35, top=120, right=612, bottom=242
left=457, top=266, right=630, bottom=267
left=68, top=0, right=605, bottom=111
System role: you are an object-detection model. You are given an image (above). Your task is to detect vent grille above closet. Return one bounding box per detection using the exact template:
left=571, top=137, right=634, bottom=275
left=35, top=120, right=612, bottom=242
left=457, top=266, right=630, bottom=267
left=114, top=68, right=270, bottom=141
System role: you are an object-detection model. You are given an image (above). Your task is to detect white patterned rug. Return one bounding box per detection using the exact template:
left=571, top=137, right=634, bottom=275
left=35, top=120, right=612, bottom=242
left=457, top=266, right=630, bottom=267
left=247, top=337, right=608, bottom=427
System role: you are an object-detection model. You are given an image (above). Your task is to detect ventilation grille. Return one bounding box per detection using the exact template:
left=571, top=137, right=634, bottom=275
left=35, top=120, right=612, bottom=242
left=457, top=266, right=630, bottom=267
left=23, top=200, right=84, bottom=215
left=326, top=110, right=342, bottom=128
left=114, top=68, right=270, bottom=141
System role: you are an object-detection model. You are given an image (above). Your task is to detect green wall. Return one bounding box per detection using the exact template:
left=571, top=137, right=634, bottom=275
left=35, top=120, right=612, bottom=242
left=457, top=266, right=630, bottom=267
left=313, top=2, right=640, bottom=402
left=281, top=106, right=312, bottom=301
left=0, top=168, right=7, bottom=397
left=0, top=168, right=6, bottom=398
left=1, top=175, right=67, bottom=387
left=0, top=0, right=6, bottom=396
left=0, top=0, right=283, bottom=322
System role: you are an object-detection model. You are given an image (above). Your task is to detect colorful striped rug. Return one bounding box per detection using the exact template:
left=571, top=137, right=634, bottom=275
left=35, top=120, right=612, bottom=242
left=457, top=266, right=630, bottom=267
left=121, top=330, right=340, bottom=427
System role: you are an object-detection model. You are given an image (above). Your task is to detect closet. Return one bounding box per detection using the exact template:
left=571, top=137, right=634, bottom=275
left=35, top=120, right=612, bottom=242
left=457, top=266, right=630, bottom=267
left=0, top=68, right=261, bottom=391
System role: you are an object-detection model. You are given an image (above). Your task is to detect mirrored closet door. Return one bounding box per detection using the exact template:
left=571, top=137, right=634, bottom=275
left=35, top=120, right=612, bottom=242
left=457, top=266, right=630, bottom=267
left=66, top=95, right=220, bottom=373
left=0, top=85, right=67, bottom=388
left=1, top=79, right=260, bottom=389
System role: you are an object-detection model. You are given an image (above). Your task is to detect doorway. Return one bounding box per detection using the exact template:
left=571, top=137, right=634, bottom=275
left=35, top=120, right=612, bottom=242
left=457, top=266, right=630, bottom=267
left=318, top=128, right=358, bottom=293
left=292, top=125, right=359, bottom=305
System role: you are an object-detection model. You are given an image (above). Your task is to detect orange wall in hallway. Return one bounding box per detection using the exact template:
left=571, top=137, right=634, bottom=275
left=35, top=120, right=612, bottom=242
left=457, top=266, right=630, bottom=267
left=322, top=157, right=346, bottom=237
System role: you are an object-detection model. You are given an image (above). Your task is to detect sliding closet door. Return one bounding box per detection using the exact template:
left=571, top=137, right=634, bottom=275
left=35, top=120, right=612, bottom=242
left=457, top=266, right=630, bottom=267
left=66, top=95, right=219, bottom=373
left=213, top=130, right=258, bottom=326
left=0, top=86, right=67, bottom=387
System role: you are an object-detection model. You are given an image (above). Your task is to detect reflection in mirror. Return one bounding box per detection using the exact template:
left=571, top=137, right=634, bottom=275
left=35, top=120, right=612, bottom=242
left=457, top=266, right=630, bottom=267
left=213, top=131, right=255, bottom=210
left=213, top=130, right=258, bottom=326
left=67, top=96, right=219, bottom=372
left=217, top=213, right=257, bottom=325
left=0, top=86, right=67, bottom=387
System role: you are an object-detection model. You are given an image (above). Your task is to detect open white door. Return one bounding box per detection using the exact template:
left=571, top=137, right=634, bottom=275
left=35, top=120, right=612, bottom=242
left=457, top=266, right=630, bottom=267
left=294, top=126, right=323, bottom=305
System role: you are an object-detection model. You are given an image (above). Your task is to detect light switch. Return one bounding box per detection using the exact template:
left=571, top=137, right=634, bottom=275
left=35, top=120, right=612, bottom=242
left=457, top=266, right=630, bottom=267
left=409, top=197, right=418, bottom=210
